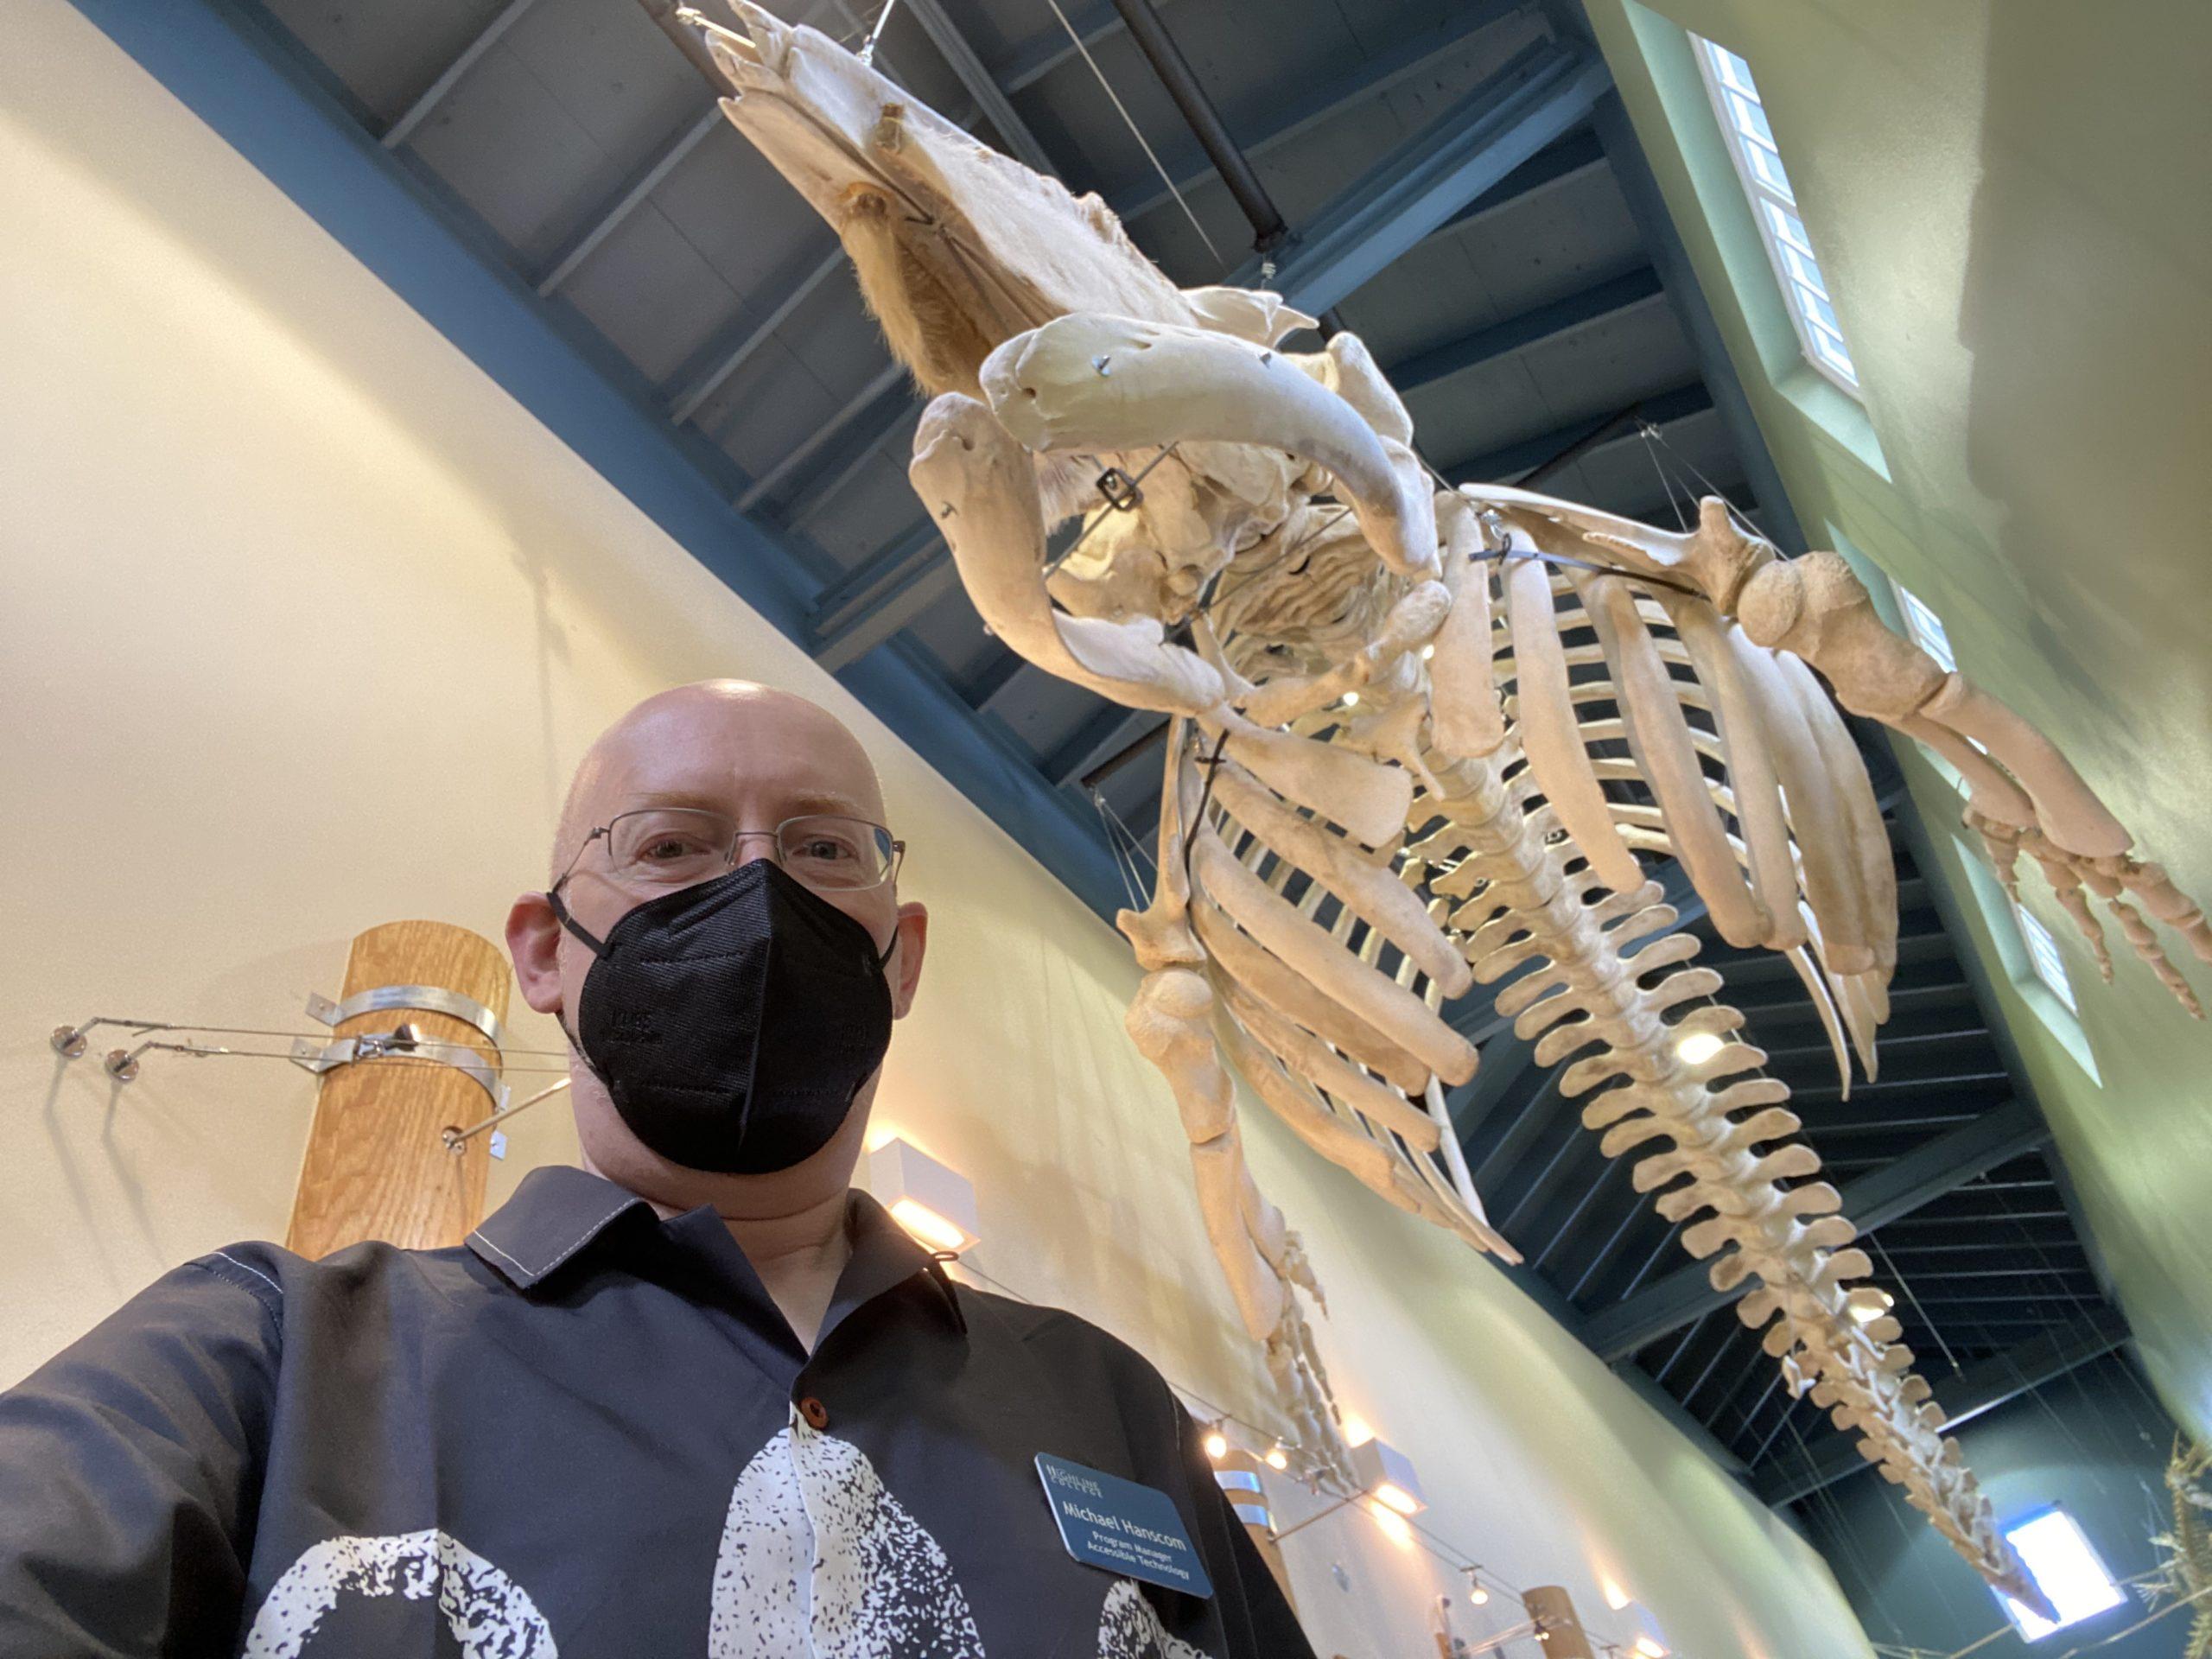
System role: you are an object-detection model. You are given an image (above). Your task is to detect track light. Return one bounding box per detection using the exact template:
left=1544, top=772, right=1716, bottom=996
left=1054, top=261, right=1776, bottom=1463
left=1265, top=1442, right=1289, bottom=1471
left=1203, top=1426, right=1229, bottom=1460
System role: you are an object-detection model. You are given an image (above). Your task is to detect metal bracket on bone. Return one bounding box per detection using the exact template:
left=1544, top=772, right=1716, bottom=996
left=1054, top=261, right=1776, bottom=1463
left=306, top=984, right=506, bottom=1049
left=1095, top=466, right=1144, bottom=512
left=289, top=1022, right=508, bottom=1111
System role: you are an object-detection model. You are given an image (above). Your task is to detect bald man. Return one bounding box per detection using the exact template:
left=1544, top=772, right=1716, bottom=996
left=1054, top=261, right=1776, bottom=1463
left=0, top=682, right=1313, bottom=1659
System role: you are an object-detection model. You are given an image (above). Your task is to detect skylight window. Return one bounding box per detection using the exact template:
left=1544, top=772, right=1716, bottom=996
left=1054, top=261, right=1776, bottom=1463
left=1692, top=37, right=1861, bottom=395
left=1892, top=581, right=1957, bottom=672
left=1996, top=1509, right=2124, bottom=1638
left=2012, top=903, right=2078, bottom=1014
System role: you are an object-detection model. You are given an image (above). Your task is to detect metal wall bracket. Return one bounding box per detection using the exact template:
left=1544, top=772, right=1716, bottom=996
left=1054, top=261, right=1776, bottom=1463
left=289, top=1022, right=508, bottom=1111
left=306, top=984, right=507, bottom=1049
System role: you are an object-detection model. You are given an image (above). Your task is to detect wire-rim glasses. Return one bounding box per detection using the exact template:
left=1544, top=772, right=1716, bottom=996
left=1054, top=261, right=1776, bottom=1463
left=556, top=807, right=905, bottom=895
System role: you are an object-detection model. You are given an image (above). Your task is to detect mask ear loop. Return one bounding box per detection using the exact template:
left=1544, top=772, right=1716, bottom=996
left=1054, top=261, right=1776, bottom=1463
left=543, top=883, right=613, bottom=1090
left=546, top=884, right=611, bottom=957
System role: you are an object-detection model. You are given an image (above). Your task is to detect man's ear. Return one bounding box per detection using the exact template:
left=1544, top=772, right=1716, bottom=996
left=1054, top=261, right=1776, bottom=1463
left=506, top=892, right=567, bottom=1016
left=888, top=900, right=928, bottom=1019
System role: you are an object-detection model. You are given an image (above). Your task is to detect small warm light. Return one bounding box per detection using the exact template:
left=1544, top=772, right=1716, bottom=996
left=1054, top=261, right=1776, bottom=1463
left=1421, top=643, right=1436, bottom=660
left=1372, top=1481, right=1421, bottom=1516
left=1363, top=1497, right=1414, bottom=1548
left=1847, top=1287, right=1896, bottom=1325
left=1203, top=1429, right=1230, bottom=1460
left=1469, top=1585, right=1491, bottom=1607
left=1600, top=1579, right=1630, bottom=1611
left=1265, top=1443, right=1290, bottom=1471
left=1675, top=1029, right=1725, bottom=1065
left=868, top=1138, right=980, bottom=1254
left=1341, top=1413, right=1376, bottom=1448
left=1632, top=1638, right=1668, bottom=1659
left=887, top=1198, right=969, bottom=1254
left=1341, top=691, right=1360, bottom=708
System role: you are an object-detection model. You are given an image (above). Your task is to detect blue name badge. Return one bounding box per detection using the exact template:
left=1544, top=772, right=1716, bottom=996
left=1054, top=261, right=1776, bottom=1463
left=1034, top=1452, right=1214, bottom=1599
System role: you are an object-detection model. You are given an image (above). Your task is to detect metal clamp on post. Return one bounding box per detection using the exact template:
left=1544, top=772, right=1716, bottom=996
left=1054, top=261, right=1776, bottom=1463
left=307, top=985, right=507, bottom=1050
left=289, top=1021, right=508, bottom=1113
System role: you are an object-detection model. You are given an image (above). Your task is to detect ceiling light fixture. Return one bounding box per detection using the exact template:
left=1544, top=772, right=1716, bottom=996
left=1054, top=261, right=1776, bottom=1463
left=1847, top=1287, right=1896, bottom=1325
left=1675, top=1029, right=1724, bottom=1065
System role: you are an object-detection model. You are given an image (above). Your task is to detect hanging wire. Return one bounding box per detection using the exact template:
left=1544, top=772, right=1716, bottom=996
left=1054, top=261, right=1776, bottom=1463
left=1631, top=419, right=1772, bottom=548
left=855, top=0, right=903, bottom=63
left=91, top=1042, right=583, bottom=1077
left=1087, top=787, right=1149, bottom=912
left=1090, top=784, right=1160, bottom=876
left=1039, top=0, right=1227, bottom=270
left=1868, top=1231, right=1964, bottom=1376
left=57, top=1017, right=573, bottom=1058
left=1042, top=442, right=1185, bottom=580
left=1637, top=420, right=1691, bottom=531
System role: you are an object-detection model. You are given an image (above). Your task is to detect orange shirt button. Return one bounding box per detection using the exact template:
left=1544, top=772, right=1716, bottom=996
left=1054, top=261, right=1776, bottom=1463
left=798, top=1395, right=830, bottom=1430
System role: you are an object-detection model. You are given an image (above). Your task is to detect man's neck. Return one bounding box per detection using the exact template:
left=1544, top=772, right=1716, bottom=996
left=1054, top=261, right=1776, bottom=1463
left=714, top=1189, right=854, bottom=1354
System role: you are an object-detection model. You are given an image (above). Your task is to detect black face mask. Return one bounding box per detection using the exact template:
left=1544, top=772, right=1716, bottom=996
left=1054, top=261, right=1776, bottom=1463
left=548, top=860, right=896, bottom=1174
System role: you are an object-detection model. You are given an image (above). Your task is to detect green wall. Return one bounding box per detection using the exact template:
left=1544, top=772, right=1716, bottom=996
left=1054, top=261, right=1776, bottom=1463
left=1579, top=0, right=2212, bottom=1441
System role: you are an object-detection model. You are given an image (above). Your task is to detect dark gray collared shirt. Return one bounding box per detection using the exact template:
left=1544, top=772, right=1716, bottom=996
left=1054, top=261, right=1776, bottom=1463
left=0, top=1166, right=1313, bottom=1657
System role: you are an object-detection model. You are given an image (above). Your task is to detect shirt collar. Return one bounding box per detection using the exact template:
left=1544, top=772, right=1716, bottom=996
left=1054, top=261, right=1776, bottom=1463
left=467, top=1166, right=963, bottom=1333
left=465, top=1165, right=657, bottom=1289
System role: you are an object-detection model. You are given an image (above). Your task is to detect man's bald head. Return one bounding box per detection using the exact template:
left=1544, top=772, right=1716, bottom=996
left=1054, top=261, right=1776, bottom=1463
left=551, top=680, right=887, bottom=885
left=510, top=677, right=929, bottom=1217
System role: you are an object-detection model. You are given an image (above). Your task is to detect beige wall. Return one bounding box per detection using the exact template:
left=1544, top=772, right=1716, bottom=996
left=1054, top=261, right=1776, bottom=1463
left=0, top=7, right=1872, bottom=1656
left=1581, top=0, right=2212, bottom=1444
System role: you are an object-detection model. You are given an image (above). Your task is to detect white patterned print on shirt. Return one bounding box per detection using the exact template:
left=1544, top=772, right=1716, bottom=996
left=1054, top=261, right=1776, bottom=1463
left=1096, top=1579, right=1210, bottom=1659
left=238, top=1529, right=556, bottom=1658
left=238, top=1429, right=1213, bottom=1656
left=709, top=1419, right=985, bottom=1657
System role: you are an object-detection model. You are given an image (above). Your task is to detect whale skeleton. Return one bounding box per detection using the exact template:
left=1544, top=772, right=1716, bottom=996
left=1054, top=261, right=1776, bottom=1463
left=681, top=0, right=2210, bottom=1611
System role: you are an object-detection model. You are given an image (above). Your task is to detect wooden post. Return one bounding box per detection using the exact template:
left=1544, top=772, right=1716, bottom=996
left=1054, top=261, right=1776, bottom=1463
left=1211, top=1448, right=1300, bottom=1618
left=1522, top=1586, right=1595, bottom=1659
left=284, top=920, right=512, bottom=1259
